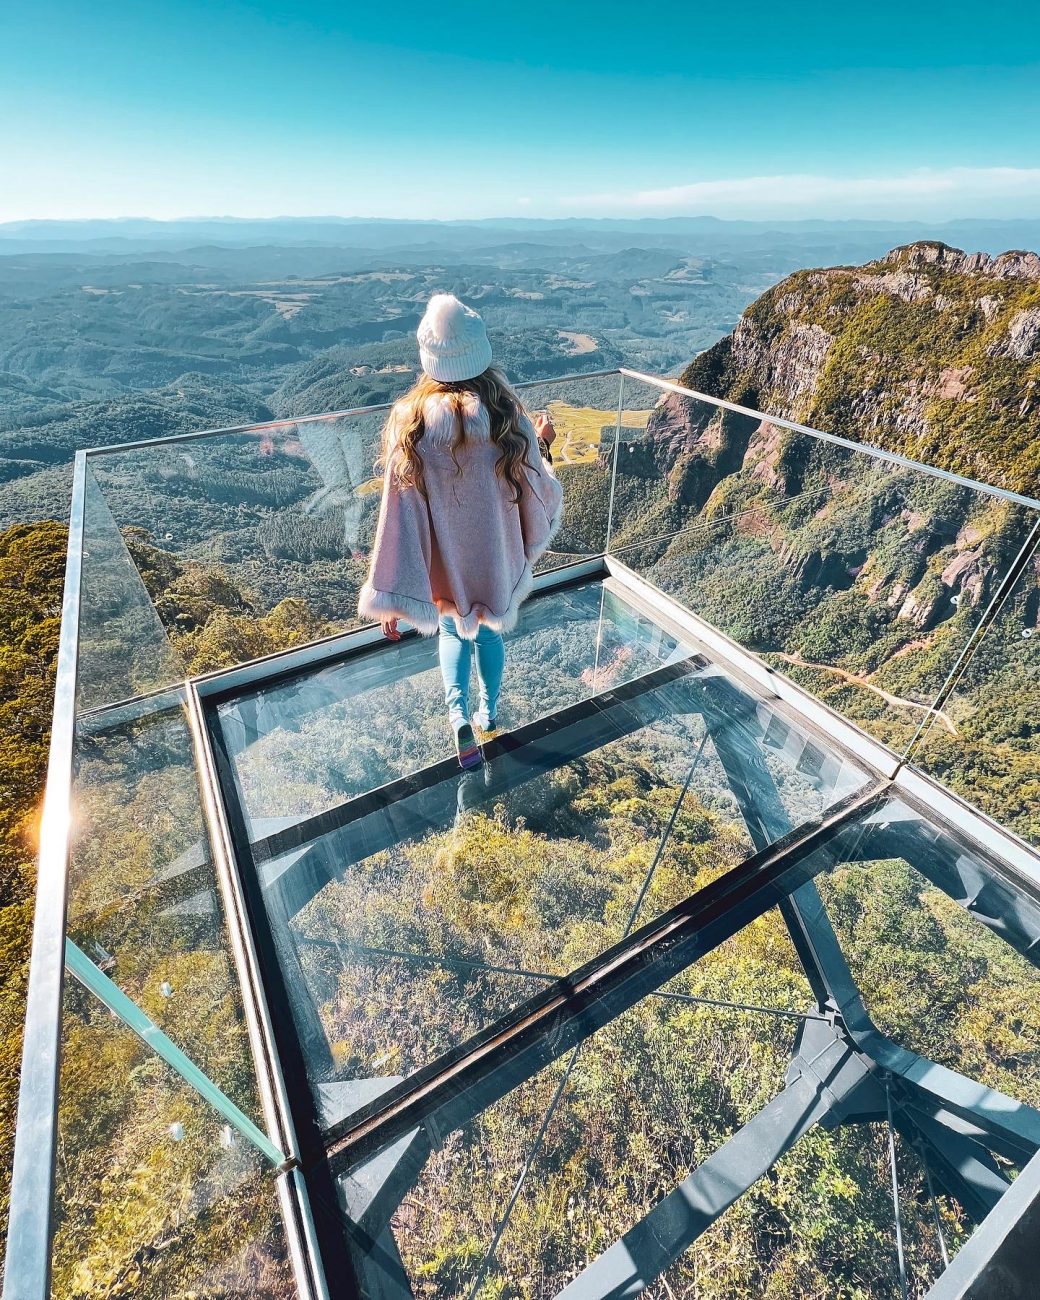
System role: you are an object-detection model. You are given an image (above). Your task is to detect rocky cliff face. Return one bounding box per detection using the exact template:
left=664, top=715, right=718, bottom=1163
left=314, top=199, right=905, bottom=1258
left=652, top=241, right=1040, bottom=496
left=615, top=244, right=1039, bottom=840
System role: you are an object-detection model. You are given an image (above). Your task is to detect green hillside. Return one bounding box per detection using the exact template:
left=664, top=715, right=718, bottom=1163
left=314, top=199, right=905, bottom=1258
left=613, top=244, right=1040, bottom=843
left=2, top=241, right=1039, bottom=1295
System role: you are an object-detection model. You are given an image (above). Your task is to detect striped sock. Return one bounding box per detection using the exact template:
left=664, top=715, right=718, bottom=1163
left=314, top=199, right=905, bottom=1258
left=455, top=723, right=481, bottom=770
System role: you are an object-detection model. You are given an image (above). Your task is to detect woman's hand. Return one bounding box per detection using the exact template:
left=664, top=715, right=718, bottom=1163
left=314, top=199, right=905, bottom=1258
left=533, top=411, right=556, bottom=447
left=381, top=617, right=401, bottom=641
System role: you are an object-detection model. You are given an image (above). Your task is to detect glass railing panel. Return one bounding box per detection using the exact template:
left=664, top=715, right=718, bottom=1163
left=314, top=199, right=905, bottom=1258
left=86, top=408, right=386, bottom=675
left=85, top=376, right=616, bottom=680
left=903, top=521, right=1040, bottom=851
left=815, top=805, right=1040, bottom=1108
left=50, top=979, right=295, bottom=1298
left=67, top=692, right=266, bottom=1126
left=610, top=398, right=1037, bottom=757
left=77, top=462, right=184, bottom=712
left=517, top=372, right=621, bottom=571
left=224, top=576, right=869, bottom=1125
left=606, top=373, right=854, bottom=555
left=5, top=454, right=298, bottom=1295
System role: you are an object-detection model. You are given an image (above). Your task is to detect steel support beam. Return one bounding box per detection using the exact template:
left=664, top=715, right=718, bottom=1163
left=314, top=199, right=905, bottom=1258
left=323, top=785, right=886, bottom=1176
left=699, top=699, right=1040, bottom=1215
left=839, top=814, right=1040, bottom=966
left=924, top=1147, right=1040, bottom=1299
left=698, top=680, right=877, bottom=1026
left=784, top=878, right=1040, bottom=1157
left=896, top=1112, right=1011, bottom=1223
left=557, top=1017, right=885, bottom=1300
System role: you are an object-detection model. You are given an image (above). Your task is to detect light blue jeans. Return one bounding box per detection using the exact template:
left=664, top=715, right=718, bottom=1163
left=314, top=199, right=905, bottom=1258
left=438, top=616, right=505, bottom=730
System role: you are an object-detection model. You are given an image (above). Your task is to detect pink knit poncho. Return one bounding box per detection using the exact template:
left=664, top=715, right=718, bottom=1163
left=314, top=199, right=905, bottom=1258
left=358, top=392, right=565, bottom=638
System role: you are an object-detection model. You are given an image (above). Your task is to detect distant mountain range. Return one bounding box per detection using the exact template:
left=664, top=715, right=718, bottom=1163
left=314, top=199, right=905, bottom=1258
left=2, top=215, right=1038, bottom=261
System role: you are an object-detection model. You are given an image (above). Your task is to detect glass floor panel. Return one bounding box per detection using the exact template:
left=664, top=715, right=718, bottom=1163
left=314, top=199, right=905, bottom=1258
left=216, top=581, right=700, bottom=840
left=328, top=795, right=1040, bottom=1300
left=208, top=577, right=870, bottom=1134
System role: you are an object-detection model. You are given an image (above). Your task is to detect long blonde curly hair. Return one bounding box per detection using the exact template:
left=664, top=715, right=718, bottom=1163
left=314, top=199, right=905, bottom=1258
left=380, top=367, right=533, bottom=504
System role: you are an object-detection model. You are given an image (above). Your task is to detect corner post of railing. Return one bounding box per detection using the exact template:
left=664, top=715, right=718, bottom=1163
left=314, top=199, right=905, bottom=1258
left=2, top=451, right=87, bottom=1299
left=604, top=372, right=626, bottom=555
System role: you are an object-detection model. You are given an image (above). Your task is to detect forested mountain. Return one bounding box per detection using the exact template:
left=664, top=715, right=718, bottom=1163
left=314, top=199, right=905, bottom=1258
left=618, top=241, right=1039, bottom=842
left=2, top=233, right=1040, bottom=1297
left=675, top=241, right=1040, bottom=492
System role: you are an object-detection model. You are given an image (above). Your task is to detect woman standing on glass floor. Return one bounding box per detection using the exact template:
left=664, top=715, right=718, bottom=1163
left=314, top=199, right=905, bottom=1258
left=359, top=293, right=564, bottom=770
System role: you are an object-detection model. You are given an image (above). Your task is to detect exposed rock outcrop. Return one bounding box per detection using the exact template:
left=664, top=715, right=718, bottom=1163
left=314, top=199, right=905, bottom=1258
left=630, top=241, right=1037, bottom=640
left=667, top=240, right=1040, bottom=495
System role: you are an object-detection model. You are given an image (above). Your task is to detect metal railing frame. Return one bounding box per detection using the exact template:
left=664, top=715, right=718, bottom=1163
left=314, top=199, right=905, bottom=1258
left=5, top=364, right=1040, bottom=1300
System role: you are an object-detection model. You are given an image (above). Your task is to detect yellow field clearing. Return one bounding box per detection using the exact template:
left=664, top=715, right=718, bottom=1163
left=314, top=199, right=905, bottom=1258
left=544, top=401, right=652, bottom=467
left=351, top=401, right=653, bottom=491
left=558, top=330, right=598, bottom=355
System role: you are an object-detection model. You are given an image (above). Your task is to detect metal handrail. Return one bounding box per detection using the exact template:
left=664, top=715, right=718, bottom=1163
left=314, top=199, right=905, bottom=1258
left=2, top=453, right=86, bottom=1300
left=80, top=363, right=1040, bottom=514
left=82, top=368, right=624, bottom=457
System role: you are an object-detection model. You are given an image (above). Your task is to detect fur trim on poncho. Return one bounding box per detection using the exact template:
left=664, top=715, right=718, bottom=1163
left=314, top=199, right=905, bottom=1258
left=358, top=392, right=564, bottom=638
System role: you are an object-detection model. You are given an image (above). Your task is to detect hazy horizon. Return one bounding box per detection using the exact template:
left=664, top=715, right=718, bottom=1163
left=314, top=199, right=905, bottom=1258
left=4, top=212, right=1040, bottom=228
left=3, top=175, right=1040, bottom=227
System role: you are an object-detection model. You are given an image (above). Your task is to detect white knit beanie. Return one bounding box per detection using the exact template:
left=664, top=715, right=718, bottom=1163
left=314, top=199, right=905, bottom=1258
left=417, top=293, right=493, bottom=382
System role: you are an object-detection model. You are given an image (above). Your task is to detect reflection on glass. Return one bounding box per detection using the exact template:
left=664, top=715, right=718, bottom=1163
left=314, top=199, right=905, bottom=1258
left=89, top=413, right=385, bottom=674
left=905, top=527, right=1040, bottom=851
left=217, top=584, right=698, bottom=834
left=51, top=982, right=295, bottom=1299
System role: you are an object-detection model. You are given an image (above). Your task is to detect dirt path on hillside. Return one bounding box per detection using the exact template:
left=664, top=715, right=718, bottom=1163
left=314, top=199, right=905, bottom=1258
left=772, top=652, right=958, bottom=735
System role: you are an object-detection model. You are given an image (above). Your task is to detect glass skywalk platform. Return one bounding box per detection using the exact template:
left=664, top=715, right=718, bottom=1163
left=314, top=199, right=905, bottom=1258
left=5, top=369, right=1040, bottom=1300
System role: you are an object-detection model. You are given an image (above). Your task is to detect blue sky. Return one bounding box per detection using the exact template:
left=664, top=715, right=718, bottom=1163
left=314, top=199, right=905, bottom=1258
left=2, top=0, right=1038, bottom=222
